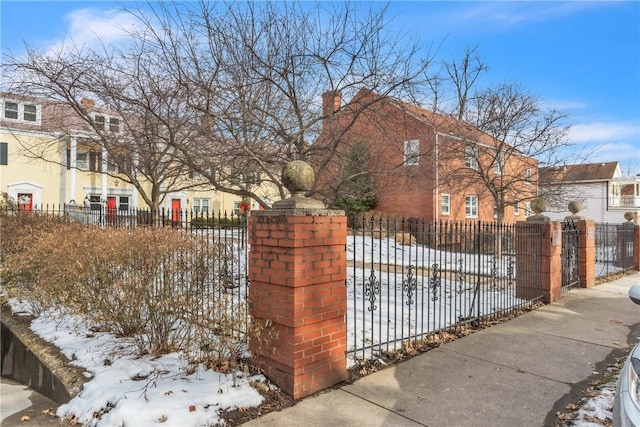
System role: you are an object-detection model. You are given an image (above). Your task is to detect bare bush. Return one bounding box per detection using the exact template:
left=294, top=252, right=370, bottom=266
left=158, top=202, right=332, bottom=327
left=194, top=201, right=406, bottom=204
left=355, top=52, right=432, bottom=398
left=1, top=218, right=270, bottom=367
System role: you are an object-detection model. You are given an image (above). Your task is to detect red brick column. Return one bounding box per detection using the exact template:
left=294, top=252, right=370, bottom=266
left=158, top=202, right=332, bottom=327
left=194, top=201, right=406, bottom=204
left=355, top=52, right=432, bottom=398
left=576, top=220, right=595, bottom=288
left=515, top=221, right=562, bottom=304
left=635, top=225, right=640, bottom=270
left=248, top=212, right=347, bottom=400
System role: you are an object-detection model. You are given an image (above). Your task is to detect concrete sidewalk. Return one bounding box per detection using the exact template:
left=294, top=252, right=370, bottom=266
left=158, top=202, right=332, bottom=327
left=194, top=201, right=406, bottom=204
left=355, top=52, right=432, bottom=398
left=243, top=273, right=640, bottom=427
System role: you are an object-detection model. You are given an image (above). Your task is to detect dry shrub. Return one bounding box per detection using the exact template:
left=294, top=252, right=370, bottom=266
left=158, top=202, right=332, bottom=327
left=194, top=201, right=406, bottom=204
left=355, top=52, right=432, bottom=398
left=1, top=218, right=272, bottom=367
left=395, top=232, right=416, bottom=246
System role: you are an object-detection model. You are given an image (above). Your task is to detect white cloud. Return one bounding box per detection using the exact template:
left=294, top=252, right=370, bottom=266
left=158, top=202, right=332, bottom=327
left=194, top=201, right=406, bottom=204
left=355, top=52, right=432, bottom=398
left=569, top=122, right=640, bottom=143
left=66, top=8, right=140, bottom=45
left=46, top=7, right=142, bottom=55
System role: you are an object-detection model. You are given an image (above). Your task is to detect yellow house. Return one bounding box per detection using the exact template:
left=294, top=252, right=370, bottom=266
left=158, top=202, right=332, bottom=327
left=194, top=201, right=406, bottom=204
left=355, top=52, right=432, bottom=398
left=0, top=92, right=245, bottom=217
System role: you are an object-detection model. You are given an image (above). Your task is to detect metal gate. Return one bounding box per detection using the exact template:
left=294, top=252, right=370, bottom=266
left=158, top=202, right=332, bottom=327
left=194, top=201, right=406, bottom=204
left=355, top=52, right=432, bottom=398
left=561, top=219, right=580, bottom=292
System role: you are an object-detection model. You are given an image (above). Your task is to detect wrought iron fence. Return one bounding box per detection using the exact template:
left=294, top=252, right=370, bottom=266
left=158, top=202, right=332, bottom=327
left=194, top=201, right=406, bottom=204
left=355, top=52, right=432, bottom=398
left=347, top=216, right=543, bottom=362
left=561, top=220, right=580, bottom=292
left=0, top=204, right=250, bottom=333
left=594, top=223, right=636, bottom=278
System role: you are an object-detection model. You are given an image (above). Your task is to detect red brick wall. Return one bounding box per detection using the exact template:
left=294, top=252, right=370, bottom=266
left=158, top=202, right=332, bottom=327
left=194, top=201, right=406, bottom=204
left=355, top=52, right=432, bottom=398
left=248, top=213, right=347, bottom=399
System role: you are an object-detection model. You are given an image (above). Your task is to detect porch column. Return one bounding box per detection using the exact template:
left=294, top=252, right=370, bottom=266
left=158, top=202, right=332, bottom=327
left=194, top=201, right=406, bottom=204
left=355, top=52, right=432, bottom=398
left=69, top=137, right=77, bottom=202
left=100, top=146, right=108, bottom=202
left=248, top=161, right=347, bottom=400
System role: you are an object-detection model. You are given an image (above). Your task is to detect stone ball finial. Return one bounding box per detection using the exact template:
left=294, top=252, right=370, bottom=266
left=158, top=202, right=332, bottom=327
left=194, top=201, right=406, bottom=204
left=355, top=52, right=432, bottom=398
left=530, top=198, right=546, bottom=214
left=568, top=201, right=582, bottom=215
left=624, top=211, right=634, bottom=222
left=282, top=160, right=314, bottom=197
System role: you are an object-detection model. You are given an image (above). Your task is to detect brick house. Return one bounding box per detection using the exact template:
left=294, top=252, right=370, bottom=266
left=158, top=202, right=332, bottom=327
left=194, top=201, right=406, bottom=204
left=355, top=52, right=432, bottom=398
left=313, top=88, right=538, bottom=222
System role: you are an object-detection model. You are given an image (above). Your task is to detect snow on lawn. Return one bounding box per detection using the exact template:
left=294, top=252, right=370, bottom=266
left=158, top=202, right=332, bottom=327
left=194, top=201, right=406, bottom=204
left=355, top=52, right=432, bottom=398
left=11, top=303, right=266, bottom=427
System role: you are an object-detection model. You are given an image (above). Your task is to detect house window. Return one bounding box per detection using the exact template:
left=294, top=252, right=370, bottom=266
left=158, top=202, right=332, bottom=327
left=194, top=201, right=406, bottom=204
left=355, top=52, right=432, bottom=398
left=493, top=153, right=503, bottom=175
left=465, top=195, right=478, bottom=218
left=465, top=146, right=478, bottom=170
left=92, top=114, right=121, bottom=133
left=441, top=193, right=450, bottom=215
left=404, top=139, right=419, bottom=166
left=109, top=117, right=120, bottom=133
left=23, top=104, right=37, bottom=122
left=94, top=115, right=106, bottom=131
left=76, top=152, right=89, bottom=170
left=0, top=142, right=7, bottom=165
left=89, top=195, right=102, bottom=210
left=525, top=168, right=532, bottom=183
left=233, top=201, right=241, bottom=216
left=494, top=203, right=498, bottom=219
left=118, top=196, right=129, bottom=211
left=193, top=198, right=210, bottom=215
left=106, top=161, right=119, bottom=173
left=189, top=170, right=204, bottom=180
left=4, top=102, right=18, bottom=119
left=524, top=202, right=532, bottom=218
left=514, top=200, right=520, bottom=216
left=2, top=100, right=40, bottom=123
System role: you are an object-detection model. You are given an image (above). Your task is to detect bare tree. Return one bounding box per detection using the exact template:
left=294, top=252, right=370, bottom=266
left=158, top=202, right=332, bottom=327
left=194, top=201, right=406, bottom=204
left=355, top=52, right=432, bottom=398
left=123, top=1, right=432, bottom=207
left=443, top=46, right=488, bottom=121
left=438, top=81, right=573, bottom=223
left=2, top=44, right=207, bottom=211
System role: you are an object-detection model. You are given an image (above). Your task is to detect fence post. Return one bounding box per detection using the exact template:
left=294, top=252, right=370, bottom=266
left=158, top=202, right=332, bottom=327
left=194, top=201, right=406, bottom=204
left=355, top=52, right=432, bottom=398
left=634, top=222, right=640, bottom=270
left=515, top=199, right=562, bottom=304
left=248, top=161, right=347, bottom=400
left=575, top=220, right=595, bottom=288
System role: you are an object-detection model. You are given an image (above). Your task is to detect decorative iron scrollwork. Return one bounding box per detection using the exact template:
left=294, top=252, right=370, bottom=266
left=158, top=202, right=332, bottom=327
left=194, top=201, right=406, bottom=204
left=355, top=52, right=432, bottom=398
left=429, top=263, right=441, bottom=301
left=490, top=256, right=498, bottom=289
left=507, top=256, right=515, bottom=285
left=456, top=258, right=466, bottom=294
left=403, top=265, right=417, bottom=305
left=364, top=268, right=380, bottom=312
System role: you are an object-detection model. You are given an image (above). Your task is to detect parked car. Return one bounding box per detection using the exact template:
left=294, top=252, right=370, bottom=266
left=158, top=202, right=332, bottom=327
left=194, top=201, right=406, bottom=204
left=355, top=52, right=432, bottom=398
left=613, top=284, right=640, bottom=427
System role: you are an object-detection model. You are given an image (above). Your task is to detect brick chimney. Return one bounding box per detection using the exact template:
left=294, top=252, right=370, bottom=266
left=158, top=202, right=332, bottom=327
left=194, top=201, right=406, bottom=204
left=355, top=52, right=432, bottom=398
left=322, top=90, right=342, bottom=117
left=81, top=98, right=95, bottom=110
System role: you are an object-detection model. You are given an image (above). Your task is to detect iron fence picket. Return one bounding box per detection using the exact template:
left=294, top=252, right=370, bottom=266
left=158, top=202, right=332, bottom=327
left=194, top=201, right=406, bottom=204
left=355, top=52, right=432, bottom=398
left=346, top=216, right=541, bottom=361
left=595, top=223, right=636, bottom=278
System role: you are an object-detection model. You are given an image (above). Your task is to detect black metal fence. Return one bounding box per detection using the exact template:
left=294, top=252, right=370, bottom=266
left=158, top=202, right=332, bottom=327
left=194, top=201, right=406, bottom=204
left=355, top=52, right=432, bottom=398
left=347, top=216, right=543, bottom=361
left=0, top=205, right=250, bottom=332
left=594, top=222, right=636, bottom=278
left=561, top=220, right=580, bottom=292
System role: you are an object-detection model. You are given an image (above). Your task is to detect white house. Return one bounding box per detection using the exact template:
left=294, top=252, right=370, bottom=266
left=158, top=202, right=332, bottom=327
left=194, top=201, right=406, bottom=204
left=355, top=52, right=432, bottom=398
left=540, top=161, right=640, bottom=224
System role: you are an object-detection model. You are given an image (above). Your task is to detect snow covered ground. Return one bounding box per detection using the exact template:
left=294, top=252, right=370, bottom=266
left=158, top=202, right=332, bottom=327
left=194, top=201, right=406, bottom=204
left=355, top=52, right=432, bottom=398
left=4, top=232, right=622, bottom=426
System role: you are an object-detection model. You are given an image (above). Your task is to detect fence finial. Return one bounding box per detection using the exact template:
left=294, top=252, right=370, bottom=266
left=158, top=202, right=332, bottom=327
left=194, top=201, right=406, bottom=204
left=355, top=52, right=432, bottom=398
left=271, top=160, right=325, bottom=210
left=565, top=201, right=585, bottom=221
left=526, top=198, right=550, bottom=222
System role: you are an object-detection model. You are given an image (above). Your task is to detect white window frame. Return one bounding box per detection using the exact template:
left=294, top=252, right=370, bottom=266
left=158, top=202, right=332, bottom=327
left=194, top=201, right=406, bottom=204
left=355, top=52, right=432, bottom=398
left=193, top=198, right=210, bottom=215
left=493, top=203, right=498, bottom=219
left=404, top=139, right=420, bottom=167
left=465, top=195, right=478, bottom=218
left=92, top=113, right=121, bottom=133
left=465, top=146, right=478, bottom=170
left=493, top=153, right=503, bottom=175
left=525, top=168, right=532, bottom=183
left=514, top=200, right=520, bottom=216
left=1, top=99, right=41, bottom=124
left=441, top=193, right=450, bottom=216
left=118, top=196, right=129, bottom=211
left=524, top=202, right=532, bottom=217
left=76, top=152, right=89, bottom=170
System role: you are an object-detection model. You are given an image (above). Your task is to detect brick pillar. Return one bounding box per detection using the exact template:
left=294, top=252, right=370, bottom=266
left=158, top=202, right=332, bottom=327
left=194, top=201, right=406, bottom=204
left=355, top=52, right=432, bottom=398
left=576, top=220, right=595, bottom=288
left=248, top=211, right=347, bottom=400
left=635, top=225, right=640, bottom=270
left=515, top=221, right=562, bottom=304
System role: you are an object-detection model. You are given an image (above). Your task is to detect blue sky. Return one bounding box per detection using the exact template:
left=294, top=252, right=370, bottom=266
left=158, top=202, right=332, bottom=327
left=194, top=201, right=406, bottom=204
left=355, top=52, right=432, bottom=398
left=1, top=1, right=639, bottom=174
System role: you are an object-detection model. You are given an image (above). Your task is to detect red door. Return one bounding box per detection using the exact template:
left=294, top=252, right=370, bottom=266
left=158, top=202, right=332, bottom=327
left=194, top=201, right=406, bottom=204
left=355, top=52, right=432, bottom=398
left=17, top=193, right=33, bottom=211
left=171, top=199, right=181, bottom=224
left=106, top=197, right=117, bottom=225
